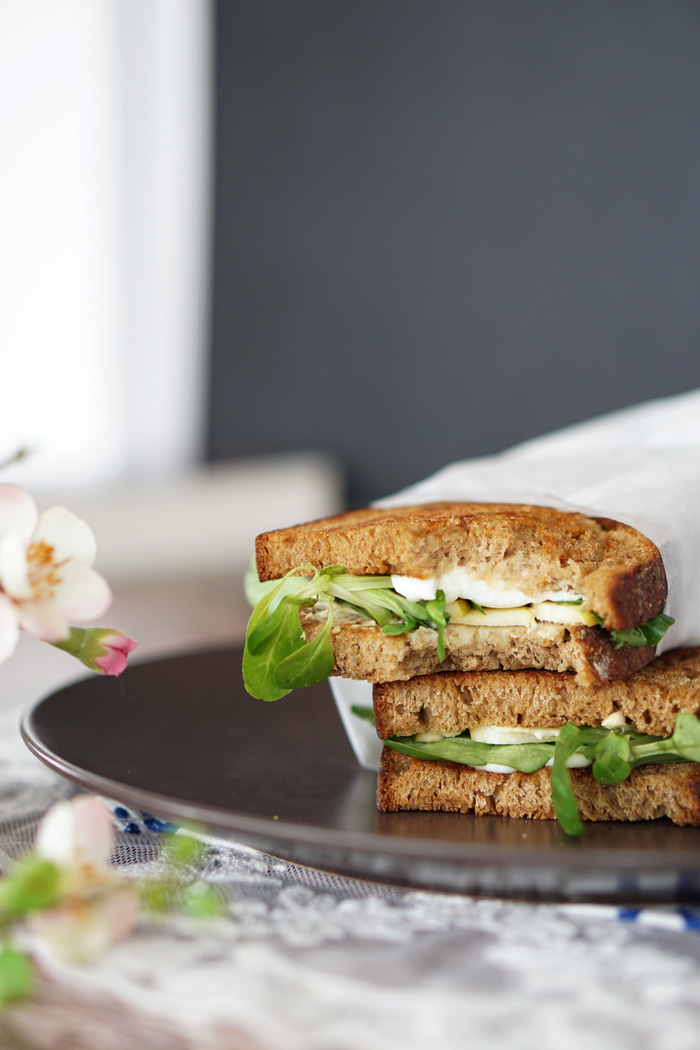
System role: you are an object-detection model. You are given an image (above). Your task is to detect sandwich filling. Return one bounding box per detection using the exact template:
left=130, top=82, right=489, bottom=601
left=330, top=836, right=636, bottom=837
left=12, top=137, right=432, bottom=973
left=351, top=704, right=700, bottom=836
left=243, top=561, right=674, bottom=703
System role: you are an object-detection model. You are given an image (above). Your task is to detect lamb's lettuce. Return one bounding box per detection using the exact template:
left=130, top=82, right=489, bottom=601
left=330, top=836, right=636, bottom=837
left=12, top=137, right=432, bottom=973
left=243, top=564, right=450, bottom=700
left=609, top=612, right=675, bottom=650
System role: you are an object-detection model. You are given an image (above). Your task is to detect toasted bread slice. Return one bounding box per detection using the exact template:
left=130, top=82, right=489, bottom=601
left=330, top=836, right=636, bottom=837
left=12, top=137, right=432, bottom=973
left=256, top=502, right=667, bottom=631
left=377, top=748, right=700, bottom=826
left=373, top=648, right=700, bottom=738
left=301, top=613, right=655, bottom=686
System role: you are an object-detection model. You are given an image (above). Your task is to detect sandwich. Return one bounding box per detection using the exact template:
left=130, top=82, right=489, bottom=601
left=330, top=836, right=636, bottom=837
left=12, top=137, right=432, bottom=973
left=243, top=502, right=674, bottom=700
left=371, top=648, right=700, bottom=834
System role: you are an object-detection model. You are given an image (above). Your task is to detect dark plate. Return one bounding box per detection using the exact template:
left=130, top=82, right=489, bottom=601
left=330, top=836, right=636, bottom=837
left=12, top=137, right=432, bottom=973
left=21, top=646, right=700, bottom=902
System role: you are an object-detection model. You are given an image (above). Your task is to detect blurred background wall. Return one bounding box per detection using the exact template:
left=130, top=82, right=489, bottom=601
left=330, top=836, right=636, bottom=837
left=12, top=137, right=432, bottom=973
left=208, top=0, right=700, bottom=506
left=0, top=0, right=211, bottom=489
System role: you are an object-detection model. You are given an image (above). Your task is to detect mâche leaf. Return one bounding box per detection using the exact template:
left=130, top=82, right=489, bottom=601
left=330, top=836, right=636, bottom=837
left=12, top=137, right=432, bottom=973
left=609, top=613, right=675, bottom=650
left=549, top=724, right=585, bottom=838
left=592, top=733, right=632, bottom=785
left=350, top=704, right=375, bottom=724
left=243, top=566, right=320, bottom=701
left=424, top=591, right=449, bottom=661
left=384, top=735, right=555, bottom=774
left=273, top=603, right=335, bottom=690
left=382, top=621, right=417, bottom=636
left=244, top=598, right=306, bottom=700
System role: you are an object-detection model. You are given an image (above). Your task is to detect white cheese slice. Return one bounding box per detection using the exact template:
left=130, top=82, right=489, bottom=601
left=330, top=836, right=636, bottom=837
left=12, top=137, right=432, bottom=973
left=391, top=569, right=582, bottom=608
left=470, top=725, right=562, bottom=744
left=482, top=754, right=592, bottom=773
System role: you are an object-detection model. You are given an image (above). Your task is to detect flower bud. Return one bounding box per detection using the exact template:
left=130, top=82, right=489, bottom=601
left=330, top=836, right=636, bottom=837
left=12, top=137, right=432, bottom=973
left=53, top=627, right=137, bottom=676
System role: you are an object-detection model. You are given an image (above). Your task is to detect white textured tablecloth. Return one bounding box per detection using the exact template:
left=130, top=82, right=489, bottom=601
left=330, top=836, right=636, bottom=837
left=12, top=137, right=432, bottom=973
left=4, top=704, right=700, bottom=1050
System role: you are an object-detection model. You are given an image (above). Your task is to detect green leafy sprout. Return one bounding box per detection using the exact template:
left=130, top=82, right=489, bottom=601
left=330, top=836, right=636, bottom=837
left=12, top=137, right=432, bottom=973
left=243, top=563, right=450, bottom=701
left=243, top=560, right=675, bottom=701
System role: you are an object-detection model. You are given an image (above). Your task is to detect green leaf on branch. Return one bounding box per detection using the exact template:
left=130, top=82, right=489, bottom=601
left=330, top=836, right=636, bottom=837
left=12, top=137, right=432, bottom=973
left=182, top=882, right=223, bottom=919
left=0, top=945, right=34, bottom=1005
left=0, top=858, right=62, bottom=917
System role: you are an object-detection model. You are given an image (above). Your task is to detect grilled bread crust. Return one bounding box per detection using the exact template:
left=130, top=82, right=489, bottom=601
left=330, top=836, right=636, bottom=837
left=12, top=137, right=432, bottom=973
left=300, top=614, right=655, bottom=686
left=255, top=503, right=667, bottom=630
left=377, top=748, right=700, bottom=826
left=373, top=647, right=700, bottom=739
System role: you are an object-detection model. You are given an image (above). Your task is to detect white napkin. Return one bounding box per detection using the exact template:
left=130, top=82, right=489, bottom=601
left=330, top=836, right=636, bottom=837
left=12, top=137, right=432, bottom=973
left=331, top=387, right=700, bottom=769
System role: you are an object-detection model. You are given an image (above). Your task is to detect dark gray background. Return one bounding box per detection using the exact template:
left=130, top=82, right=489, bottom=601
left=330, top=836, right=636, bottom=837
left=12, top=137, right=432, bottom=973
left=207, top=0, right=700, bottom=506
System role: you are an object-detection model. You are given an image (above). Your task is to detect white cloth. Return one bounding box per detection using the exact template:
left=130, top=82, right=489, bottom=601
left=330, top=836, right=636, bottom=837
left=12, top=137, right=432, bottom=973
left=332, top=388, right=700, bottom=767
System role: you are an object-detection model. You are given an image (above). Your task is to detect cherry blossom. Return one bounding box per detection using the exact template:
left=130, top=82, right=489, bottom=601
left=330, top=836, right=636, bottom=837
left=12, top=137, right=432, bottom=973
left=0, top=484, right=112, bottom=654
left=30, top=797, right=140, bottom=964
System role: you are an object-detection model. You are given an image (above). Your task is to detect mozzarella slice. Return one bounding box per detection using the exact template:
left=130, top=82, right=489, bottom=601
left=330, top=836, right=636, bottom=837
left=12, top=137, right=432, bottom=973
left=470, top=725, right=561, bottom=744
left=392, top=569, right=582, bottom=607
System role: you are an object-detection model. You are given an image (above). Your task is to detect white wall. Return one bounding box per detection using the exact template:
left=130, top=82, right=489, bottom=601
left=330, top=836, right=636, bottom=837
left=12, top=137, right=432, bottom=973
left=0, top=0, right=212, bottom=492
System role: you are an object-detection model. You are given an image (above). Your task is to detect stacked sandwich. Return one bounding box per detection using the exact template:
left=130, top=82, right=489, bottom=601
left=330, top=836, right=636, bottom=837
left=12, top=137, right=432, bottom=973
left=244, top=503, right=700, bottom=834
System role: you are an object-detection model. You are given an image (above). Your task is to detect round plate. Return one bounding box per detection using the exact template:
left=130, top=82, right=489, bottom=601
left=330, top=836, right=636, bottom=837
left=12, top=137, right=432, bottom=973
left=21, top=647, right=700, bottom=902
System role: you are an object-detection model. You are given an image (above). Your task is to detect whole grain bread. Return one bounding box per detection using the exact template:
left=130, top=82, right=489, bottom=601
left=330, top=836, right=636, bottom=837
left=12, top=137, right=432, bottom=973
left=377, top=747, right=700, bottom=826
left=300, top=613, right=655, bottom=686
left=373, top=647, right=700, bottom=738
left=255, top=503, right=667, bottom=630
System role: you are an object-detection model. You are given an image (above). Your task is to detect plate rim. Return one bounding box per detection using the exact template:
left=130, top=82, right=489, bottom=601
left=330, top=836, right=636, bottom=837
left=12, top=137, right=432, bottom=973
left=19, top=647, right=700, bottom=899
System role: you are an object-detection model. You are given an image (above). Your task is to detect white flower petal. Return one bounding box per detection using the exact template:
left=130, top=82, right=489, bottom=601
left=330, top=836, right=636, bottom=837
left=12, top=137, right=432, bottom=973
left=29, top=887, right=139, bottom=964
left=35, top=507, right=97, bottom=568
left=0, top=594, right=20, bottom=664
left=16, top=602, right=71, bottom=642
left=0, top=485, right=38, bottom=544
left=48, top=564, right=112, bottom=622
left=0, top=533, right=32, bottom=599
left=36, top=796, right=114, bottom=869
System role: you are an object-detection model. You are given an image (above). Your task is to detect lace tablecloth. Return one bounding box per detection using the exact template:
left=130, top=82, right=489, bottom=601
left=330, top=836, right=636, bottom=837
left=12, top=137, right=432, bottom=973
left=1, top=706, right=700, bottom=1050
